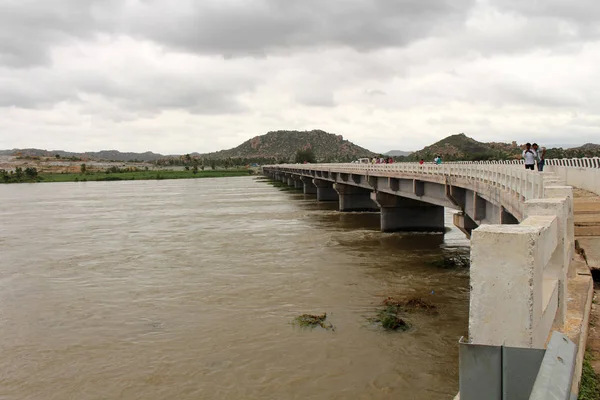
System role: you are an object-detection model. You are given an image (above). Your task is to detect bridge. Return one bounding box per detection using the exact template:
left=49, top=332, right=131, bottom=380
left=262, top=158, right=600, bottom=399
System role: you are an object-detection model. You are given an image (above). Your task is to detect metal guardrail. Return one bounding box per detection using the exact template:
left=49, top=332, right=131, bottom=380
left=458, top=332, right=577, bottom=400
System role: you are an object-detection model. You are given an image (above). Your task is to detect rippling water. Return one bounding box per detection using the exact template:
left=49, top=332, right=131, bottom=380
left=0, top=177, right=469, bottom=400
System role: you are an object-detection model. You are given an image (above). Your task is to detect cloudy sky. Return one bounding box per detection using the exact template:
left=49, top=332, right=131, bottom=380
left=1, top=0, right=599, bottom=154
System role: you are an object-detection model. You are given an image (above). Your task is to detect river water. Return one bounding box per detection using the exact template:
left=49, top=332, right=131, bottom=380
left=0, top=176, right=469, bottom=400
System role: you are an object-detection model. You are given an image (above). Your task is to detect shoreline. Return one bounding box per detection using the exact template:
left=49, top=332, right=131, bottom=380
left=0, top=169, right=254, bottom=184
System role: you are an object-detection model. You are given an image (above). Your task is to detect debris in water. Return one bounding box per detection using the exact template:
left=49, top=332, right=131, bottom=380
left=293, top=313, right=335, bottom=331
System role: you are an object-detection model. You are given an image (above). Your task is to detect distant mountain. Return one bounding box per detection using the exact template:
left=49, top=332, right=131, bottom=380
left=0, top=148, right=166, bottom=162
left=385, top=150, right=412, bottom=157
left=201, top=130, right=376, bottom=162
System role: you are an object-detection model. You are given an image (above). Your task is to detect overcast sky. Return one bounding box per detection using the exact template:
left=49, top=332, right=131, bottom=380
left=1, top=0, right=599, bottom=154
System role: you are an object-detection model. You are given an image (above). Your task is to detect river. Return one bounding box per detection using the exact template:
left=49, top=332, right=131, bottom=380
left=0, top=176, right=469, bottom=399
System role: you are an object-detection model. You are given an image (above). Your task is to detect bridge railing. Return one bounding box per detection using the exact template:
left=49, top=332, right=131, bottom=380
left=271, top=162, right=546, bottom=203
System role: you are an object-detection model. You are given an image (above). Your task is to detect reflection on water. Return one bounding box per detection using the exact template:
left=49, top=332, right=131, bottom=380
left=0, top=177, right=469, bottom=400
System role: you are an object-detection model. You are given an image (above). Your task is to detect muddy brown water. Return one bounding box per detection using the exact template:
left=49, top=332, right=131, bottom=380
left=0, top=177, right=469, bottom=399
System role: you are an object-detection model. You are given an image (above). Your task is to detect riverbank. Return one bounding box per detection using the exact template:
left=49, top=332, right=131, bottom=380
left=1, top=169, right=254, bottom=184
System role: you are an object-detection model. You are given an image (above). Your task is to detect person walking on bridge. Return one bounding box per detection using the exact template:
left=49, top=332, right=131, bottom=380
left=532, top=143, right=546, bottom=171
left=522, top=143, right=537, bottom=170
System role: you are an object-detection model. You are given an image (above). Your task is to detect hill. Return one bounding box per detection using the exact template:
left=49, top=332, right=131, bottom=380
left=0, top=148, right=165, bottom=162
left=201, top=130, right=376, bottom=162
left=385, top=150, right=412, bottom=157
left=404, top=134, right=600, bottom=162
left=406, top=133, right=521, bottom=161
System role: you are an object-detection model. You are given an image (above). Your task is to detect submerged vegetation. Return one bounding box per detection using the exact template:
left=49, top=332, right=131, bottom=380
left=265, top=178, right=301, bottom=191
left=0, top=169, right=253, bottom=184
left=371, top=297, right=438, bottom=331
left=428, top=252, right=470, bottom=269
left=293, top=313, right=335, bottom=331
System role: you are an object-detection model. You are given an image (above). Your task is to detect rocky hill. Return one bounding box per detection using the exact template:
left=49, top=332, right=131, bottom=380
left=201, top=130, right=376, bottom=162
left=403, top=134, right=600, bottom=162
left=0, top=148, right=165, bottom=162
left=406, top=133, right=522, bottom=161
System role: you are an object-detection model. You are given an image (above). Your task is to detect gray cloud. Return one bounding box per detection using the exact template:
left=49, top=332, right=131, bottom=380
left=0, top=0, right=475, bottom=68
left=1, top=0, right=600, bottom=153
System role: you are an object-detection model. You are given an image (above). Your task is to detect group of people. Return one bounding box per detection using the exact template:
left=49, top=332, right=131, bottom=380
left=522, top=143, right=546, bottom=171
left=418, top=156, right=442, bottom=165
left=371, top=157, right=394, bottom=164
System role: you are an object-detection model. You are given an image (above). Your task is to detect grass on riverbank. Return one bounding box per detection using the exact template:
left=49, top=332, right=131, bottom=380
left=579, top=351, right=600, bottom=400
left=4, top=169, right=253, bottom=183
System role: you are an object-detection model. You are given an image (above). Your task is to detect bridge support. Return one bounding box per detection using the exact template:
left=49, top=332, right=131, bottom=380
left=453, top=211, right=478, bottom=238
left=313, top=179, right=338, bottom=201
left=293, top=179, right=303, bottom=190
left=300, top=176, right=317, bottom=195
left=334, top=183, right=377, bottom=211
left=372, top=192, right=445, bottom=232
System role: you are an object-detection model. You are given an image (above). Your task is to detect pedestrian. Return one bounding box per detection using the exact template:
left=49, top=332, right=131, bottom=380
left=532, top=143, right=546, bottom=171
left=419, top=159, right=424, bottom=165
left=435, top=155, right=442, bottom=165
left=522, top=143, right=537, bottom=170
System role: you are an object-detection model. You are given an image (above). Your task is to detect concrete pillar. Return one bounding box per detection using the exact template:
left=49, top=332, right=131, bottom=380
left=287, top=178, right=295, bottom=186
left=371, top=192, right=445, bottom=232
left=300, top=176, right=317, bottom=195
left=334, top=183, right=378, bottom=211
left=294, top=179, right=303, bottom=190
left=453, top=211, right=478, bottom=238
left=312, top=179, right=338, bottom=201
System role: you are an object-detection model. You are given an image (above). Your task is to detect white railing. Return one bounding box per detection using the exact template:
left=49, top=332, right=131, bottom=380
left=268, top=162, right=545, bottom=204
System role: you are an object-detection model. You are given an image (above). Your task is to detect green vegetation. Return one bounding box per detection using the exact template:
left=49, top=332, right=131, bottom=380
left=375, top=305, right=411, bottom=331
left=0, top=169, right=252, bottom=184
left=295, top=148, right=316, bottom=163
left=371, top=297, right=439, bottom=331
left=265, top=179, right=300, bottom=191
left=293, top=313, right=335, bottom=331
left=579, top=351, right=600, bottom=400
left=428, top=252, right=470, bottom=269
left=1, top=167, right=38, bottom=183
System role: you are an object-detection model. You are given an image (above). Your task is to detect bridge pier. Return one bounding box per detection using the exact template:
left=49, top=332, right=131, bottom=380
left=334, top=183, right=378, bottom=211
left=313, top=179, right=338, bottom=201
left=372, top=192, right=445, bottom=232
left=300, top=176, right=317, bottom=195
left=293, top=179, right=303, bottom=190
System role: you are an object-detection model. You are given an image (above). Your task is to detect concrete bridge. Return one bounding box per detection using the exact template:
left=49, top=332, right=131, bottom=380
left=263, top=158, right=600, bottom=398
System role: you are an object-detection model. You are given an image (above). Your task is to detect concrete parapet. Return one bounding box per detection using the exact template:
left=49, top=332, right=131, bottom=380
left=313, top=178, right=338, bottom=201
left=334, top=183, right=378, bottom=211
left=544, top=186, right=575, bottom=267
left=470, top=222, right=555, bottom=348
left=371, top=192, right=444, bottom=232
left=525, top=198, right=569, bottom=325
